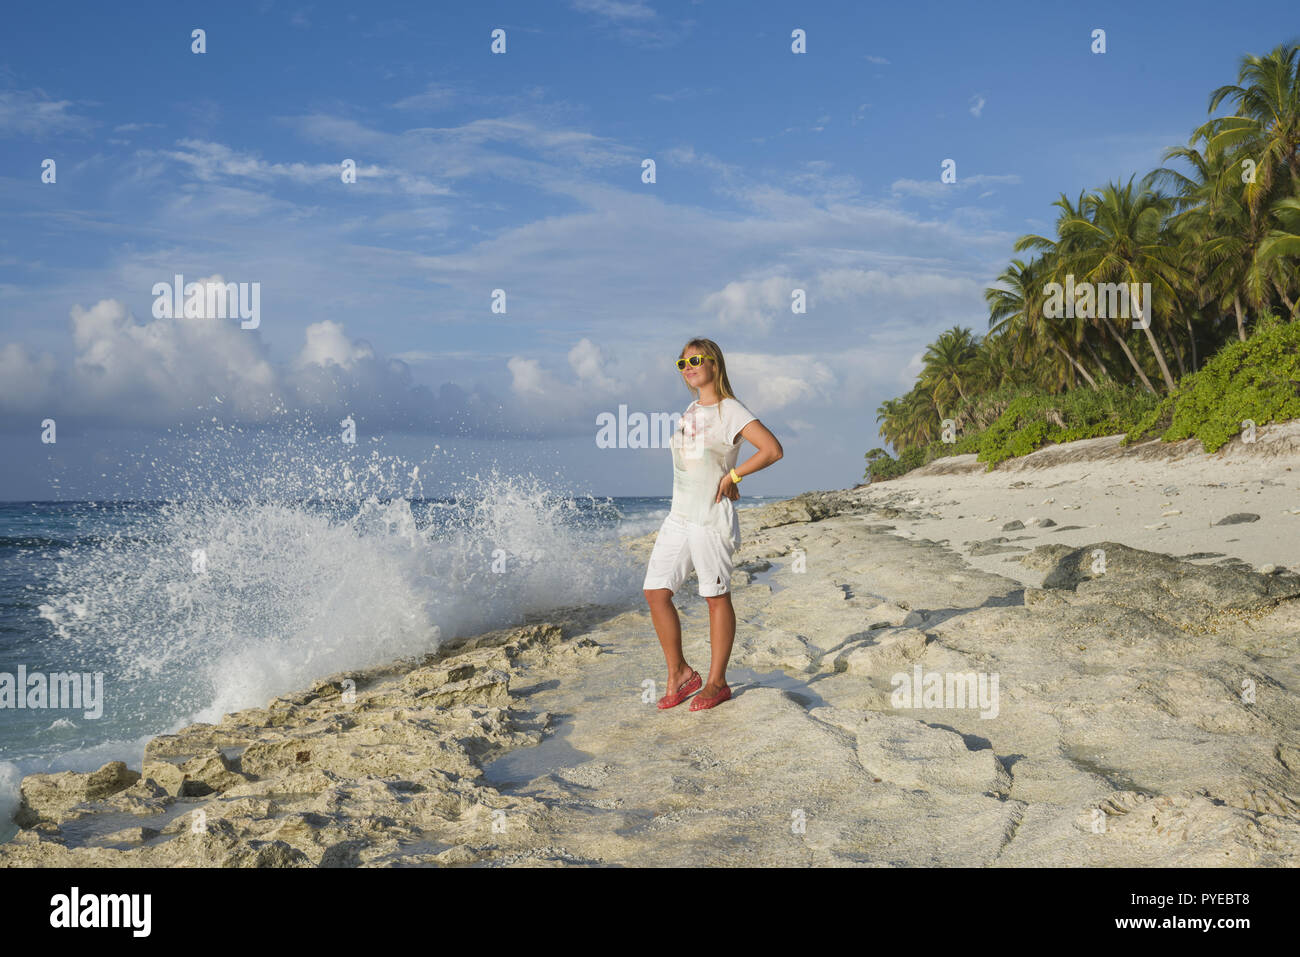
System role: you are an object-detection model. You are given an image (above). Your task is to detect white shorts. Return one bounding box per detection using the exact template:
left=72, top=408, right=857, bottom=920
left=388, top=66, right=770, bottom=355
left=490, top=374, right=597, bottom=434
left=642, top=511, right=737, bottom=598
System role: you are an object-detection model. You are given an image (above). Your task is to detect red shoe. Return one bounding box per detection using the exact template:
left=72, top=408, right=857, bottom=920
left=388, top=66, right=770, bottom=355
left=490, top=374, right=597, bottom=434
left=689, top=682, right=731, bottom=711
left=657, top=669, right=701, bottom=709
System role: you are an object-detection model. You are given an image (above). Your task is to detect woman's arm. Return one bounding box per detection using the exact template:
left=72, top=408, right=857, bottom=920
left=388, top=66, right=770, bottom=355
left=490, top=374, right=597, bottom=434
left=715, top=420, right=783, bottom=502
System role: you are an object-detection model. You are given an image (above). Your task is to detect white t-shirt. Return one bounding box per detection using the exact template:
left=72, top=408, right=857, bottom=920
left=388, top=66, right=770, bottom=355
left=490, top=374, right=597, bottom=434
left=669, top=396, right=757, bottom=547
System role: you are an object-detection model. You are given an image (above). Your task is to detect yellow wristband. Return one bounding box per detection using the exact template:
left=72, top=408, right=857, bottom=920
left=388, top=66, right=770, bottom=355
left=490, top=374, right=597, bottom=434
left=730, top=467, right=743, bottom=484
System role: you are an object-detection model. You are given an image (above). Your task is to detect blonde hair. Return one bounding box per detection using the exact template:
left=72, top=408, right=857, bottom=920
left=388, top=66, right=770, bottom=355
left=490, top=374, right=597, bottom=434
left=680, top=337, right=738, bottom=401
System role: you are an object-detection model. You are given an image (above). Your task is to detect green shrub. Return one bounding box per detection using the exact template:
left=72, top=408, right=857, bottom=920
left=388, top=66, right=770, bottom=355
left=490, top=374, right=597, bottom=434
left=868, top=382, right=1161, bottom=480
left=872, top=317, right=1300, bottom=480
left=970, top=385, right=1158, bottom=470
left=864, top=444, right=927, bottom=482
left=1123, top=318, right=1300, bottom=452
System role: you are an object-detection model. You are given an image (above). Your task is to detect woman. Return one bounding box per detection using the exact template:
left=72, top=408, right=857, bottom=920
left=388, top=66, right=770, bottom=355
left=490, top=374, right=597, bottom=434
left=642, top=338, right=784, bottom=711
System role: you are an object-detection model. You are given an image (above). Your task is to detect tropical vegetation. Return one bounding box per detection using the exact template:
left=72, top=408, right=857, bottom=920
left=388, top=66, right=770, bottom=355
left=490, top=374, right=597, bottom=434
left=869, top=43, right=1300, bottom=481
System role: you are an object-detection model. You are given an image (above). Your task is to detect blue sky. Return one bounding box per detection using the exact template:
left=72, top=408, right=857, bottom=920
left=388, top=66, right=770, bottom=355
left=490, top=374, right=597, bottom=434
left=1, top=0, right=1297, bottom=500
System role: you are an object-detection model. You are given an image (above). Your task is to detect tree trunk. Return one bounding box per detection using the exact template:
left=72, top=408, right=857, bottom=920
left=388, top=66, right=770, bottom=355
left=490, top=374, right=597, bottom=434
left=1051, top=341, right=1099, bottom=389
left=1106, top=320, right=1157, bottom=394
left=1274, top=279, right=1297, bottom=318
left=1082, top=337, right=1110, bottom=383
left=1184, top=316, right=1198, bottom=371
left=1166, top=326, right=1186, bottom=379
left=1132, top=300, right=1177, bottom=391
left=1233, top=294, right=1247, bottom=341
left=1133, top=282, right=1185, bottom=390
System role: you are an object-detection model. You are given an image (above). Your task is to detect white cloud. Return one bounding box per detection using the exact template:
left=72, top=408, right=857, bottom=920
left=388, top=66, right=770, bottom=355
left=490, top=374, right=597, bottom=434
left=902, top=349, right=926, bottom=385
left=969, top=95, right=986, bottom=118
left=507, top=356, right=554, bottom=397
left=568, top=0, right=690, bottom=47
left=153, top=139, right=453, bottom=197
left=0, top=290, right=507, bottom=434
left=296, top=320, right=375, bottom=369
left=1, top=95, right=1014, bottom=459
left=0, top=87, right=91, bottom=137
left=568, top=338, right=618, bottom=391
left=63, top=293, right=278, bottom=421
left=725, top=352, right=836, bottom=410
left=505, top=337, right=632, bottom=426
left=890, top=172, right=1020, bottom=200
left=817, top=267, right=983, bottom=305
left=701, top=267, right=984, bottom=336
left=701, top=277, right=798, bottom=334
left=506, top=339, right=842, bottom=421
left=391, top=84, right=460, bottom=112
left=570, top=0, right=656, bottom=21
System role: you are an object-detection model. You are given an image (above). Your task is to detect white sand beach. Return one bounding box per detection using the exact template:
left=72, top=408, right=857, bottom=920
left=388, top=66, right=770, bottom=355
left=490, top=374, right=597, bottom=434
left=863, top=419, right=1300, bottom=588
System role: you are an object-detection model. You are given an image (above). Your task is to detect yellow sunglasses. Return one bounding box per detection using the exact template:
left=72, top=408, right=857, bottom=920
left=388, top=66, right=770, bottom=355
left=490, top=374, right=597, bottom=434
left=676, top=354, right=712, bottom=371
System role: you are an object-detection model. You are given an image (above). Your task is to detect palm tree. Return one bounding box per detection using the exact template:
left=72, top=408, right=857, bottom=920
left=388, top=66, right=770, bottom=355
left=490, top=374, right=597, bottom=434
left=1202, top=43, right=1300, bottom=214
left=1149, top=144, right=1255, bottom=342
left=985, top=257, right=1099, bottom=389
left=1052, top=178, right=1183, bottom=392
left=898, top=387, right=941, bottom=447
left=871, top=42, right=1300, bottom=465
left=920, top=326, right=980, bottom=411
left=1187, top=43, right=1300, bottom=329
left=874, top=396, right=906, bottom=450
left=1014, top=191, right=1135, bottom=386
left=966, top=325, right=1029, bottom=392
left=1258, top=196, right=1300, bottom=315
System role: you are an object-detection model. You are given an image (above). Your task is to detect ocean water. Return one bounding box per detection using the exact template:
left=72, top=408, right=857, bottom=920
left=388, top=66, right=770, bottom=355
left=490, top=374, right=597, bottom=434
left=0, top=462, right=776, bottom=837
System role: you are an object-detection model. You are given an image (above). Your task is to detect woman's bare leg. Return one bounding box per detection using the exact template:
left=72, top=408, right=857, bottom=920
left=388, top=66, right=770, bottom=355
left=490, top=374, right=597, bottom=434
left=700, top=591, right=736, bottom=696
left=644, top=588, right=695, bottom=694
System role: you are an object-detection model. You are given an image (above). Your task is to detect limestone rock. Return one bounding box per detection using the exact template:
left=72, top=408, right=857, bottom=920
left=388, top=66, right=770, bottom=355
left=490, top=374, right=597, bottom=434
left=14, top=761, right=140, bottom=828
left=5, top=487, right=1299, bottom=869
left=1025, top=541, right=1300, bottom=630
left=814, top=707, right=1011, bottom=796
left=830, top=627, right=928, bottom=675
left=145, top=749, right=252, bottom=797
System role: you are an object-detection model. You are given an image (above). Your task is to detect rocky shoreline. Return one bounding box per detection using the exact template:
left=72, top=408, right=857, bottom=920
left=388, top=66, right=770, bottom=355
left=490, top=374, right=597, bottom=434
left=3, top=441, right=1300, bottom=866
